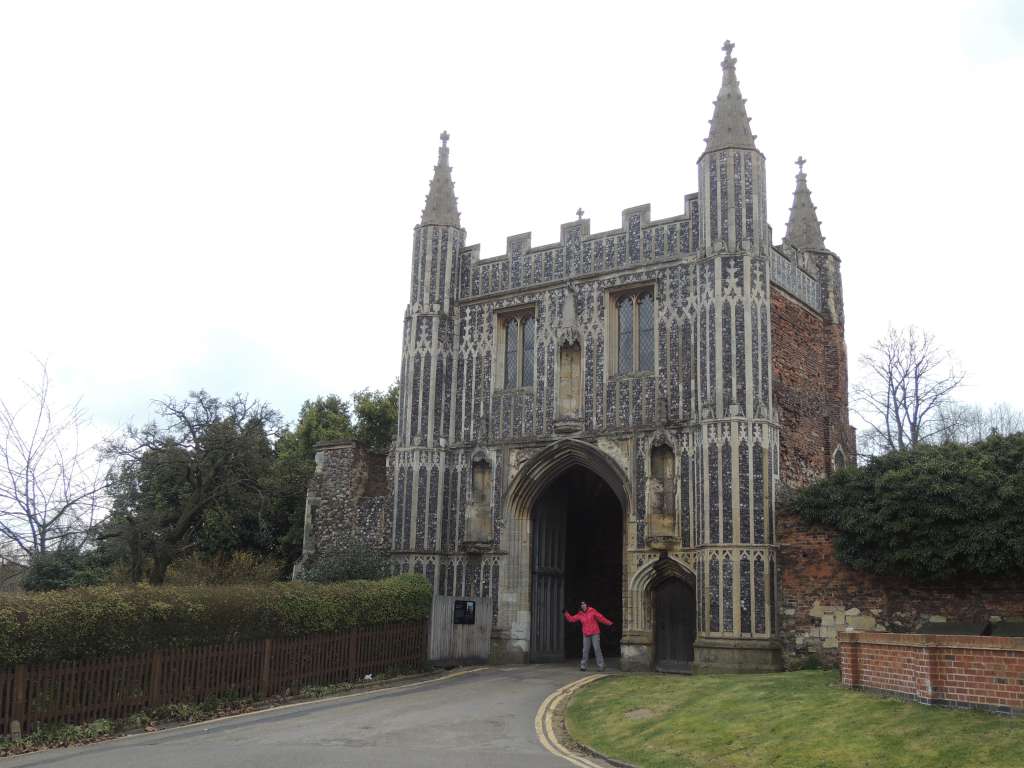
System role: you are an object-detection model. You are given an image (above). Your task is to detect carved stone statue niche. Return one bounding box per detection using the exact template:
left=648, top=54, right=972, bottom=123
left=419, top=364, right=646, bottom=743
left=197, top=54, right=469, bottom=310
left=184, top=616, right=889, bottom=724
left=463, top=455, right=493, bottom=552
left=551, top=283, right=583, bottom=434
left=647, top=443, right=678, bottom=549
left=558, top=342, right=582, bottom=419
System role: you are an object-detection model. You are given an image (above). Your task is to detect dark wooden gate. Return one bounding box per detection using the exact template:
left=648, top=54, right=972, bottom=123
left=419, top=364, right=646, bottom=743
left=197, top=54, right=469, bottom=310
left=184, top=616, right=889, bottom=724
left=654, top=578, right=696, bottom=673
left=530, top=492, right=567, bottom=662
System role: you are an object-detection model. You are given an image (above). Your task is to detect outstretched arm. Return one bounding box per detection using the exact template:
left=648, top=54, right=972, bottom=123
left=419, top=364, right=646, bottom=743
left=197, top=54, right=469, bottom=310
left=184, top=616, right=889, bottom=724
left=594, top=610, right=613, bottom=626
left=564, top=610, right=579, bottom=623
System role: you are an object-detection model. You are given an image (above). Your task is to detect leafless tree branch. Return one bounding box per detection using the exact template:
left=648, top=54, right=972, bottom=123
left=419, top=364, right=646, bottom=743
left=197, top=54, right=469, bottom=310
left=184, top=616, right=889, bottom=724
left=854, top=326, right=966, bottom=456
left=0, top=361, right=108, bottom=557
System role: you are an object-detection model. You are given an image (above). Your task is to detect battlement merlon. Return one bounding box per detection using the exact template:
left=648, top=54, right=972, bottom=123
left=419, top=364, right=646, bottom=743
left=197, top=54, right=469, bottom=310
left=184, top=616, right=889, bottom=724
left=459, top=196, right=699, bottom=266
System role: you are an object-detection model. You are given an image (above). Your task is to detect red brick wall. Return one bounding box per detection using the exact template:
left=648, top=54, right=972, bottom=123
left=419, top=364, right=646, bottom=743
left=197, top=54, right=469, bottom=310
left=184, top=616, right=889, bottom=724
left=770, top=286, right=854, bottom=487
left=841, top=632, right=1024, bottom=714
left=770, top=287, right=1024, bottom=664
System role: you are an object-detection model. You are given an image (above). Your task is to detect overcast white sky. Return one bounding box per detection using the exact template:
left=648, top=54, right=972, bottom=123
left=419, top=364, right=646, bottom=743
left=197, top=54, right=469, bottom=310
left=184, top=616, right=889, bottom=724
left=1, top=0, right=1022, bottom=438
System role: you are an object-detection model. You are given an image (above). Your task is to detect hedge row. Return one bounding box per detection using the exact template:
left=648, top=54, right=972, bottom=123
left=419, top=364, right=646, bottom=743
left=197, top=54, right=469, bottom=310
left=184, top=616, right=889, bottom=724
left=0, top=574, right=432, bottom=667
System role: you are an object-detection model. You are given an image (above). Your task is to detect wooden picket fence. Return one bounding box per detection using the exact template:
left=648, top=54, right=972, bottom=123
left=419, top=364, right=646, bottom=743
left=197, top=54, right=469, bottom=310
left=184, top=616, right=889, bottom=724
left=0, top=621, right=427, bottom=736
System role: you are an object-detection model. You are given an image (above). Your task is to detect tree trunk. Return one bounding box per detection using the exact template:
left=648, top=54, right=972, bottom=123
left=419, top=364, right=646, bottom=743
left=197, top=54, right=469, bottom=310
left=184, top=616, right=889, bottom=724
left=149, top=552, right=171, bottom=585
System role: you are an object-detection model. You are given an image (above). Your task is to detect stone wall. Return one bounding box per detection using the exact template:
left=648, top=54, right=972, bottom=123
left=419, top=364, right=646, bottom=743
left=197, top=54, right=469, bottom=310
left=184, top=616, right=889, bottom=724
left=292, top=441, right=392, bottom=577
left=841, top=631, right=1024, bottom=715
left=774, top=505, right=1024, bottom=664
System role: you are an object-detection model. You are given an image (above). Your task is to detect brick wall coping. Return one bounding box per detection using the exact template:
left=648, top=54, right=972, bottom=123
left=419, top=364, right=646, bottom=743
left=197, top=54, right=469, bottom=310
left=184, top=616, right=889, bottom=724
left=839, top=630, right=1024, bottom=652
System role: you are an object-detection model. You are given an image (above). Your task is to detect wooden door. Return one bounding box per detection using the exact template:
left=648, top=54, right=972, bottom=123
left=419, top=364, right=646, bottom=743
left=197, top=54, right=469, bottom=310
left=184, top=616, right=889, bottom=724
left=654, top=578, right=696, bottom=672
left=530, top=493, right=567, bottom=662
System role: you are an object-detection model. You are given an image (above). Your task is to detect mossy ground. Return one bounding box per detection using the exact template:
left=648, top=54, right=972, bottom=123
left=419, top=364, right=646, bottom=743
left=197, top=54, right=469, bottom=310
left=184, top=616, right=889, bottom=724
left=565, top=671, right=1024, bottom=768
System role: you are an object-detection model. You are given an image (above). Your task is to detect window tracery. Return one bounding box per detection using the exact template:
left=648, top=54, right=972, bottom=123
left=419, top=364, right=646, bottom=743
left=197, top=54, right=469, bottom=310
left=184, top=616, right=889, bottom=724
left=612, top=289, right=655, bottom=374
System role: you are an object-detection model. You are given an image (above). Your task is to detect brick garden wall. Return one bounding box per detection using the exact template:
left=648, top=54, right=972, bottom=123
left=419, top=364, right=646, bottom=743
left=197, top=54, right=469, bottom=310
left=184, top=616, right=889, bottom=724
left=840, top=632, right=1024, bottom=714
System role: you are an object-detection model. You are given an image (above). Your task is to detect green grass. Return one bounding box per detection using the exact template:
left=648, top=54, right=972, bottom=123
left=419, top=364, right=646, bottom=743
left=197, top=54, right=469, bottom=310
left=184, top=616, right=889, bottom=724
left=565, top=671, right=1024, bottom=768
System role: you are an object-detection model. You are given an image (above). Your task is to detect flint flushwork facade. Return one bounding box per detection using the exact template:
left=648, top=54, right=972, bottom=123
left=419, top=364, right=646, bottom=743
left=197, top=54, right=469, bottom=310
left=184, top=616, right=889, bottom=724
left=298, top=42, right=856, bottom=671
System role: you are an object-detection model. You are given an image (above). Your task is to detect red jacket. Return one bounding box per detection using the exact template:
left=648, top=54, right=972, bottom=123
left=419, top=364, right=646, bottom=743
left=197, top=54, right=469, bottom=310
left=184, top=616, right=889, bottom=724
left=564, top=607, right=613, bottom=637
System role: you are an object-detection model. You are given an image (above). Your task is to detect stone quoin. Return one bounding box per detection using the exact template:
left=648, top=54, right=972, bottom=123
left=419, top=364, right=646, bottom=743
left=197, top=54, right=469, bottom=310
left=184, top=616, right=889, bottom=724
left=297, top=42, right=861, bottom=672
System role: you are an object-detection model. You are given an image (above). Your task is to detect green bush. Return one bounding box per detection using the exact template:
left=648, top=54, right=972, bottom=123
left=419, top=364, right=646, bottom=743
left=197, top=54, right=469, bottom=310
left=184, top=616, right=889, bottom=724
left=0, top=574, right=431, bottom=667
left=790, top=432, right=1024, bottom=582
left=23, top=549, right=108, bottom=592
left=302, top=547, right=390, bottom=583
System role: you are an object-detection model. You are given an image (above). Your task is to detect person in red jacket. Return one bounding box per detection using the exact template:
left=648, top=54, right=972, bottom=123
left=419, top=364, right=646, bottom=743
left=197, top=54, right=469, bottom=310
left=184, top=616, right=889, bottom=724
left=563, top=600, right=613, bottom=671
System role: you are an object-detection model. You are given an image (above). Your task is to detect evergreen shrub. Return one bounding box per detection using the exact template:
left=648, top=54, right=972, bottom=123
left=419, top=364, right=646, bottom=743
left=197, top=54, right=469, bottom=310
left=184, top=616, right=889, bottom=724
left=790, top=433, right=1024, bottom=582
left=0, top=574, right=431, bottom=667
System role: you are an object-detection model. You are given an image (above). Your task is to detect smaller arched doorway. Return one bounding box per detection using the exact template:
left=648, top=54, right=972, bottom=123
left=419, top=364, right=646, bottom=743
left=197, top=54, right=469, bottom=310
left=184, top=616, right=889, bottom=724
left=654, top=577, right=696, bottom=673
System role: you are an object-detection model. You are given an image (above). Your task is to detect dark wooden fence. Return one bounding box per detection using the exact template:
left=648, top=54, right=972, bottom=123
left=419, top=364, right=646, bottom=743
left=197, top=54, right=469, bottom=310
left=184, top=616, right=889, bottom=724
left=0, top=621, right=427, bottom=736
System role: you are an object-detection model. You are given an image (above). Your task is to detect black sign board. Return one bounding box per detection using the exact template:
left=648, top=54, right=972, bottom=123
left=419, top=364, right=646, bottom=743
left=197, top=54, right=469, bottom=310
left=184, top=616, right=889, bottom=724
left=453, top=599, right=476, bottom=625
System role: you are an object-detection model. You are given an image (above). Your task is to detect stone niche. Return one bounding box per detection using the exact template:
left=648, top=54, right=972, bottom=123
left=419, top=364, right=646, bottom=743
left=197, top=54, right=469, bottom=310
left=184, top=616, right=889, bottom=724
left=646, top=442, right=678, bottom=549
left=463, top=453, right=493, bottom=552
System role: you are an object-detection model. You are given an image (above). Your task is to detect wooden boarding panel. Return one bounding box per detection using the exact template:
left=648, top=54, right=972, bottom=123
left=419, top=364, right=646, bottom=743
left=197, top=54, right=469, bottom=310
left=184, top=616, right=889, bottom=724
left=430, top=595, right=492, bottom=664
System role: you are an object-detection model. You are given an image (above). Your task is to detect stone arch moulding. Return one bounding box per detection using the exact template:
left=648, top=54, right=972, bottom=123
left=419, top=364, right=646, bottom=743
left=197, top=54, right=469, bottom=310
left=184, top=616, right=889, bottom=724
left=628, top=555, right=696, bottom=635
left=832, top=445, right=847, bottom=471
left=503, top=438, right=631, bottom=520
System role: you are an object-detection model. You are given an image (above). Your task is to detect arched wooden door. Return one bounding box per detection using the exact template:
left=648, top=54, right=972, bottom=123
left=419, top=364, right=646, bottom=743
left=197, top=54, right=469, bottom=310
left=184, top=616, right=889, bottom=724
left=530, top=488, right=566, bottom=662
left=654, top=578, right=696, bottom=673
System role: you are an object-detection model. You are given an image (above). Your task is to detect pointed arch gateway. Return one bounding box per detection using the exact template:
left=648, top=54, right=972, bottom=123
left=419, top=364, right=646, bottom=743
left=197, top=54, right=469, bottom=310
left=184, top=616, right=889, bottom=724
left=503, top=440, right=630, bottom=663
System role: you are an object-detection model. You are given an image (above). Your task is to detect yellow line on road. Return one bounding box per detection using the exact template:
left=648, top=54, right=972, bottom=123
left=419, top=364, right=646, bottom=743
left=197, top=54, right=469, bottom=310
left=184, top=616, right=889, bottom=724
left=535, top=674, right=608, bottom=767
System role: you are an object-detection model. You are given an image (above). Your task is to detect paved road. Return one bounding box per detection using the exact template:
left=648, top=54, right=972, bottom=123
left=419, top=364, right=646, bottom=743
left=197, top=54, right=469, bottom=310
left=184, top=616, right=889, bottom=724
left=8, top=665, right=595, bottom=768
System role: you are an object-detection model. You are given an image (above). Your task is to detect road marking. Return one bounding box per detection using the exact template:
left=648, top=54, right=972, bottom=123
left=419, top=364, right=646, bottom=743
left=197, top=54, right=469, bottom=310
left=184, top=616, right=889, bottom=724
left=535, top=674, right=609, bottom=767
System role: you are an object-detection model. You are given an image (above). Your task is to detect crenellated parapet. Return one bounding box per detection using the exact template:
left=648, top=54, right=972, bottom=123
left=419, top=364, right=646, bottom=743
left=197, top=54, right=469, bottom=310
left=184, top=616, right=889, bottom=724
left=769, top=248, right=822, bottom=311
left=458, top=196, right=700, bottom=301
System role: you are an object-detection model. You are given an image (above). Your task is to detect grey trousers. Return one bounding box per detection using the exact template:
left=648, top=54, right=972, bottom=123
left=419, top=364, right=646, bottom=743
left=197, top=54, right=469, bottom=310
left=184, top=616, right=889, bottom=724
left=580, top=633, right=604, bottom=670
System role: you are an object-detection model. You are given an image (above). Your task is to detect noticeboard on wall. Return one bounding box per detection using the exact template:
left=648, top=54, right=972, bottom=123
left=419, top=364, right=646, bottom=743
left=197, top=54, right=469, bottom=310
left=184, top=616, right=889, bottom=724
left=453, top=599, right=476, bottom=625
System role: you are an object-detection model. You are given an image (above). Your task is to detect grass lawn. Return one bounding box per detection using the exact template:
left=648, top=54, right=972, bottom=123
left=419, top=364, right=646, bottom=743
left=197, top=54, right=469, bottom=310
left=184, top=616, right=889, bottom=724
left=565, top=671, right=1024, bottom=768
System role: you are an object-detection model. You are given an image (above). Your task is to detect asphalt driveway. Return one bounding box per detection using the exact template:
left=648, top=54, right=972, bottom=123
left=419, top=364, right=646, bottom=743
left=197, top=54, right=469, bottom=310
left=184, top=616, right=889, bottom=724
left=7, top=665, right=594, bottom=768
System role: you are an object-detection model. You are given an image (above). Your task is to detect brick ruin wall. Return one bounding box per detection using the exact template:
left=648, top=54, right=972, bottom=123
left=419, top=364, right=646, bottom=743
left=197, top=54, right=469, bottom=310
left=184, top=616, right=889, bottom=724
left=771, top=287, right=1024, bottom=665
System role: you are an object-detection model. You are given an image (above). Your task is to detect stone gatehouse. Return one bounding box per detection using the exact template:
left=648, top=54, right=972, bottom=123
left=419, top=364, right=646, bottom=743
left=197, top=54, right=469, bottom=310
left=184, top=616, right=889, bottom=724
left=297, top=41, right=858, bottom=672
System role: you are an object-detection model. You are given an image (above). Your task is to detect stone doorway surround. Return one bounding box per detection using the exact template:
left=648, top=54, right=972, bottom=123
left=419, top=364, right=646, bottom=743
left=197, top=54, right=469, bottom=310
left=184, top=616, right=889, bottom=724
left=497, top=439, right=631, bottom=664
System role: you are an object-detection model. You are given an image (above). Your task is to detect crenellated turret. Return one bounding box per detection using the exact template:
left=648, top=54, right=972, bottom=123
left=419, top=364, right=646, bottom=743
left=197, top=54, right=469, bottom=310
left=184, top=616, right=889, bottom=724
left=784, top=157, right=844, bottom=325
left=698, top=40, right=769, bottom=256
left=393, top=132, right=465, bottom=555
left=398, top=132, right=464, bottom=453
left=692, top=41, right=781, bottom=672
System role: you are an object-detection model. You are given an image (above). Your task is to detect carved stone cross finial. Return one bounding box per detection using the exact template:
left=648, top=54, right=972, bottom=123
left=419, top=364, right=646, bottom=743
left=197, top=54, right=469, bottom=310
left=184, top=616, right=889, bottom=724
left=576, top=208, right=584, bottom=220
left=440, top=130, right=449, bottom=147
left=796, top=155, right=806, bottom=173
left=722, top=40, right=735, bottom=58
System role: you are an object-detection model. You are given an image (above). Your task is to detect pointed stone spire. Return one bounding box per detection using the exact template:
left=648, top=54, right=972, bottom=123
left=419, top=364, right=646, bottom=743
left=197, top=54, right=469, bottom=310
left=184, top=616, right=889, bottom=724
left=784, top=156, right=827, bottom=250
left=421, top=130, right=461, bottom=227
left=704, top=40, right=757, bottom=154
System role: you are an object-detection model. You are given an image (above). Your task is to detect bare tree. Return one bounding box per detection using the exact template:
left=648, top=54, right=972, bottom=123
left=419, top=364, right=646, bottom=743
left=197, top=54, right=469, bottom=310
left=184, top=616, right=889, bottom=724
left=0, top=362, right=107, bottom=557
left=934, top=401, right=1024, bottom=444
left=854, top=326, right=965, bottom=455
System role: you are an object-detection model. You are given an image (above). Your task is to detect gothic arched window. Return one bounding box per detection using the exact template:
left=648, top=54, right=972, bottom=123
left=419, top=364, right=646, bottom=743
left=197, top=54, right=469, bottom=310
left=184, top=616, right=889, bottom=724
left=501, top=309, right=536, bottom=388
left=504, top=318, right=518, bottom=386
left=638, top=292, right=655, bottom=371
left=614, top=289, right=655, bottom=374
left=617, top=296, right=633, bottom=374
